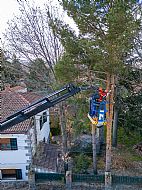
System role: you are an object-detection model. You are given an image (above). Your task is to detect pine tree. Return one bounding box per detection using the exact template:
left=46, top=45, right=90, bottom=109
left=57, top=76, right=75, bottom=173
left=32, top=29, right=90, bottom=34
left=53, top=0, right=141, bottom=173
left=26, top=58, right=51, bottom=92
left=1, top=52, right=24, bottom=89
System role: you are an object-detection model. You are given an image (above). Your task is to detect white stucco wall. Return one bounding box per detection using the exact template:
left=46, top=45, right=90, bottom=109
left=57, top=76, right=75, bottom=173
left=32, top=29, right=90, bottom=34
left=35, top=109, right=50, bottom=144
left=0, top=133, right=31, bottom=180
left=0, top=110, right=50, bottom=181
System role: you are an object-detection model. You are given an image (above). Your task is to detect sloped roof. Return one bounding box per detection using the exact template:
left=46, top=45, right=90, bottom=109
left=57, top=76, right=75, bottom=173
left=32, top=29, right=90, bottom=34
left=20, top=92, right=42, bottom=103
left=9, top=85, right=26, bottom=92
left=1, top=87, right=43, bottom=134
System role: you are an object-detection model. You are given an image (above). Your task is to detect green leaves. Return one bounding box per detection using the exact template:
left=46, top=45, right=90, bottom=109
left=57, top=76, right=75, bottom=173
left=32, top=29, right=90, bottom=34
left=26, top=58, right=51, bottom=92
left=55, top=54, right=79, bottom=83
left=61, top=0, right=140, bottom=75
left=1, top=53, right=24, bottom=89
left=54, top=0, right=141, bottom=142
left=73, top=153, right=91, bottom=174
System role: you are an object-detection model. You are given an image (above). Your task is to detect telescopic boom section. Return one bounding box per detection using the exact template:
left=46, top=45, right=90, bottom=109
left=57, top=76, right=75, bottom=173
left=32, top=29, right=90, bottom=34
left=0, top=84, right=81, bottom=131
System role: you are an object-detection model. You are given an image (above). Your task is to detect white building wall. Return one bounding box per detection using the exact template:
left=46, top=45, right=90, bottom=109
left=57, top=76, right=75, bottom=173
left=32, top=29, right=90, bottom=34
left=0, top=133, right=30, bottom=180
left=0, top=110, right=50, bottom=180
left=35, top=109, right=50, bottom=144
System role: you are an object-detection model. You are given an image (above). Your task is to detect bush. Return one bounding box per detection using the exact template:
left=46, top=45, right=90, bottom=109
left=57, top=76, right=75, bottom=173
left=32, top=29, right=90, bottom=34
left=50, top=127, right=61, bottom=136
left=72, top=153, right=92, bottom=174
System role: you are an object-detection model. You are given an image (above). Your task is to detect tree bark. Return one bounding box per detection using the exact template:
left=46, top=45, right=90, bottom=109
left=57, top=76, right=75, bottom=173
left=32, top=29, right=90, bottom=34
left=92, top=124, right=97, bottom=174
left=59, top=102, right=68, bottom=155
left=112, top=107, right=118, bottom=147
left=112, top=84, right=119, bottom=147
left=105, top=74, right=114, bottom=172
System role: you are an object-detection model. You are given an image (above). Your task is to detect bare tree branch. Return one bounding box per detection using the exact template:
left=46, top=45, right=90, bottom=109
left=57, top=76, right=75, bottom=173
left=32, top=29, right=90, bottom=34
left=4, top=0, right=63, bottom=78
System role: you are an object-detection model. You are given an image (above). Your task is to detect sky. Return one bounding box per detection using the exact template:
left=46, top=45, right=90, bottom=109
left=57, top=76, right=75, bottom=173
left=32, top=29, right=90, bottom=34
left=0, top=0, right=18, bottom=35
left=0, top=0, right=78, bottom=40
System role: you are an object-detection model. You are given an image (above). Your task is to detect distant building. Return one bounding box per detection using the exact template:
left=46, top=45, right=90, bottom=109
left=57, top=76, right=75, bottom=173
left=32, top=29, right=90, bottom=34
left=0, top=86, right=50, bottom=180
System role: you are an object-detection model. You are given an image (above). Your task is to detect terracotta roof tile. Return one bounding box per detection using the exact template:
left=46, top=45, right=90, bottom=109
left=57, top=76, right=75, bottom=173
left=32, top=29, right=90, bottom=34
left=1, top=87, right=44, bottom=134
left=10, top=86, right=26, bottom=91
left=20, top=92, right=42, bottom=104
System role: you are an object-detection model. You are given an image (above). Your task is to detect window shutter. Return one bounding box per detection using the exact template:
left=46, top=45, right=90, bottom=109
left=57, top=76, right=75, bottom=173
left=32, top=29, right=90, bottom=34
left=10, top=138, right=18, bottom=150
left=16, top=169, right=22, bottom=179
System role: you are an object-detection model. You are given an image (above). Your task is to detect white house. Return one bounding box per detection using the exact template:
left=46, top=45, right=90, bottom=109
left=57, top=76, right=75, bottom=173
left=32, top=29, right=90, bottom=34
left=0, top=86, right=50, bottom=180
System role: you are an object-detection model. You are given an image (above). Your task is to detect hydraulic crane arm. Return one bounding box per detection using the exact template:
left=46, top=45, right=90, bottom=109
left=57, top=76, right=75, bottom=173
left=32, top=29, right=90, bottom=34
left=0, top=84, right=81, bottom=131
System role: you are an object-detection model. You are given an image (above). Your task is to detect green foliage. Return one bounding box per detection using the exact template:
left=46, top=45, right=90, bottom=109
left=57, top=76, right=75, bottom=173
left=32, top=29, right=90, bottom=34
left=66, top=96, right=91, bottom=137
left=117, top=127, right=142, bottom=147
left=53, top=1, right=141, bottom=145
left=26, top=58, right=51, bottom=92
left=60, top=0, right=140, bottom=74
left=72, top=153, right=92, bottom=174
left=118, top=67, right=142, bottom=135
left=50, top=127, right=61, bottom=136
left=55, top=54, right=79, bottom=83
left=1, top=53, right=24, bottom=89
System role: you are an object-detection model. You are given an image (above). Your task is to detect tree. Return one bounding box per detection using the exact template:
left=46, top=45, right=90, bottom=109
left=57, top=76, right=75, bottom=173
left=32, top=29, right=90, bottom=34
left=26, top=58, right=51, bottom=92
left=1, top=51, right=24, bottom=89
left=4, top=0, right=63, bottom=77
left=118, top=67, right=142, bottom=140
left=59, top=1, right=140, bottom=72
left=53, top=0, right=141, bottom=173
left=4, top=1, right=69, bottom=157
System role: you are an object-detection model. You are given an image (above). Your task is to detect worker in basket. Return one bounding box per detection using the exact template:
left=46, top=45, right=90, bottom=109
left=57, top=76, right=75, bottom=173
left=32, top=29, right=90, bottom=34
left=88, top=87, right=107, bottom=126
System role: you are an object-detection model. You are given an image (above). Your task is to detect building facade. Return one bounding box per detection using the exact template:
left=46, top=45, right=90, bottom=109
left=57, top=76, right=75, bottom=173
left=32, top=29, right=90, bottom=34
left=0, top=86, right=50, bottom=180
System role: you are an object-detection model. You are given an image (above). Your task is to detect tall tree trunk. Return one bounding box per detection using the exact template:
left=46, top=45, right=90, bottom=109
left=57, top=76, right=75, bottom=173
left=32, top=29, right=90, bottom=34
left=112, top=85, right=119, bottom=147
left=112, top=107, right=118, bottom=147
left=97, top=127, right=105, bottom=146
left=92, top=124, right=97, bottom=174
left=105, top=74, right=115, bottom=172
left=59, top=102, right=68, bottom=155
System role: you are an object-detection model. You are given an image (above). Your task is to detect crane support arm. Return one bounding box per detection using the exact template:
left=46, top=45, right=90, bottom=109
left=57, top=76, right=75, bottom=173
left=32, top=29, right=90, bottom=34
left=0, top=84, right=81, bottom=131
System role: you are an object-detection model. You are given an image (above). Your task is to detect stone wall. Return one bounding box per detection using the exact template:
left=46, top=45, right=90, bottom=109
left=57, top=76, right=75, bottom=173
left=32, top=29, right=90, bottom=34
left=0, top=181, right=28, bottom=190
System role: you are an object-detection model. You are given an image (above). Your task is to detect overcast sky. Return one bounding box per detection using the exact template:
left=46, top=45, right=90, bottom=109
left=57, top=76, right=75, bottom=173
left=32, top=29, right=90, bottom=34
left=0, top=0, right=18, bottom=35
left=0, top=0, right=78, bottom=41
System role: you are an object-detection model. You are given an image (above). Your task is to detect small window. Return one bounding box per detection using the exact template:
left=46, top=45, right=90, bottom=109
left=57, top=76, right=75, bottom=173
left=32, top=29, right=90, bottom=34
left=26, top=165, right=29, bottom=170
left=43, top=112, right=47, bottom=123
left=16, top=169, right=22, bottom=179
left=40, top=116, right=43, bottom=130
left=2, top=169, right=16, bottom=179
left=40, top=112, right=47, bottom=130
left=2, top=169, right=22, bottom=180
left=0, top=138, right=17, bottom=151
left=10, top=138, right=18, bottom=150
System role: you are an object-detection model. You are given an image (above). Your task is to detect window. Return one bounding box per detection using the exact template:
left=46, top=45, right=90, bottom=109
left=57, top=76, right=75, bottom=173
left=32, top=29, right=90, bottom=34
left=0, top=138, right=18, bottom=150
left=43, top=112, right=47, bottom=123
left=16, top=169, right=22, bottom=179
left=10, top=138, right=18, bottom=150
left=40, top=116, right=43, bottom=130
left=40, top=112, right=47, bottom=130
left=1, top=169, right=22, bottom=180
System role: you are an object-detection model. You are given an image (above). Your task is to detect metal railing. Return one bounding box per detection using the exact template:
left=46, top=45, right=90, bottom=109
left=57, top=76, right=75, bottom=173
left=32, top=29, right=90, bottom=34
left=35, top=172, right=142, bottom=185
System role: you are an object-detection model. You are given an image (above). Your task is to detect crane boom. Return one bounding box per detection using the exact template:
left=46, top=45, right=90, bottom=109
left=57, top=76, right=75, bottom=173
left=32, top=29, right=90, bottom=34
left=0, top=84, right=81, bottom=131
